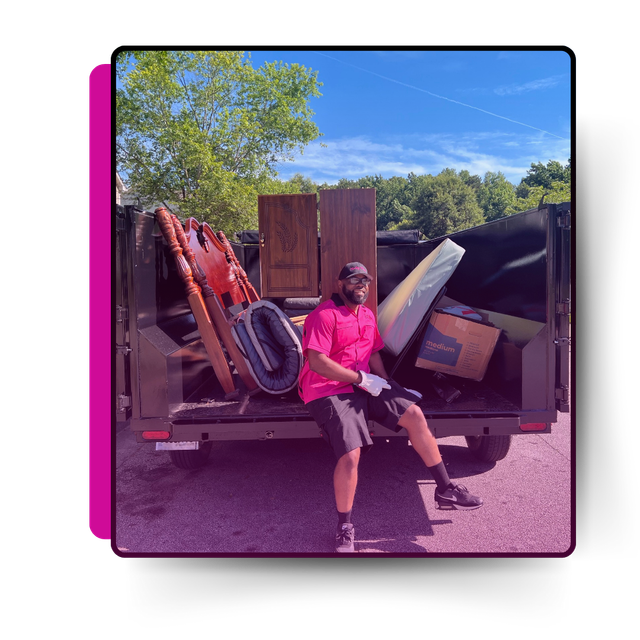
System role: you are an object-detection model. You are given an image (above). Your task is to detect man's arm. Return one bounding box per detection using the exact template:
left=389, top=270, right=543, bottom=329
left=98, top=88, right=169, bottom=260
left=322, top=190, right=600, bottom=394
left=307, top=349, right=390, bottom=385
left=306, top=349, right=363, bottom=385
left=368, top=350, right=391, bottom=380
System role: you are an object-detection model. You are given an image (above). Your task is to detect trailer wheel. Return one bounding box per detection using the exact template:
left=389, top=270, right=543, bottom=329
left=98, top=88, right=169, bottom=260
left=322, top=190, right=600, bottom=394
left=169, top=442, right=213, bottom=470
left=465, top=435, right=511, bottom=462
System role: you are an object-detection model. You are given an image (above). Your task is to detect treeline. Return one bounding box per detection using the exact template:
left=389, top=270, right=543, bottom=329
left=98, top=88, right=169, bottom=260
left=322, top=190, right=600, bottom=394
left=261, top=158, right=571, bottom=239
left=116, top=51, right=571, bottom=239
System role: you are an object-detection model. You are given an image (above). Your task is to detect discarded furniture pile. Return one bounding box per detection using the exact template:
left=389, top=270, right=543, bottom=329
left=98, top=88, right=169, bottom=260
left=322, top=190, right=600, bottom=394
left=156, top=187, right=500, bottom=403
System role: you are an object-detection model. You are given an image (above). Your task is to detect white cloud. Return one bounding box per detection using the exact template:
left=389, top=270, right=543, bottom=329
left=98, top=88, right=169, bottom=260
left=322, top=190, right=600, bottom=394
left=276, top=131, right=571, bottom=185
left=279, top=137, right=430, bottom=182
left=495, top=75, right=566, bottom=96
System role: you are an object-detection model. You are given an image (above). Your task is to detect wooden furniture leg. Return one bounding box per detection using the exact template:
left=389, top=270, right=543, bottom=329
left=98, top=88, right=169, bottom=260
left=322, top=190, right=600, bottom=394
left=155, top=208, right=239, bottom=400
left=169, top=215, right=260, bottom=395
left=216, top=230, right=260, bottom=303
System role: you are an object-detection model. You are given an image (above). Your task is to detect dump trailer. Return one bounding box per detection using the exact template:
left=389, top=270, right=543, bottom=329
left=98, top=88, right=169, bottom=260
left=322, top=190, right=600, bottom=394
left=115, top=201, right=571, bottom=469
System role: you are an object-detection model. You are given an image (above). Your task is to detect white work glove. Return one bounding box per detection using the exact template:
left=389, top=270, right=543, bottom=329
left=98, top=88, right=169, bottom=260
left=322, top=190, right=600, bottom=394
left=404, top=388, right=423, bottom=400
left=358, top=371, right=391, bottom=397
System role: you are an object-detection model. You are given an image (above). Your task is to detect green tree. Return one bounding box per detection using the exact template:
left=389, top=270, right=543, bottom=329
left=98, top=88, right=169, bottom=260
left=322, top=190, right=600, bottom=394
left=513, top=180, right=572, bottom=211
left=116, top=50, right=323, bottom=234
left=516, top=158, right=571, bottom=197
left=514, top=157, right=571, bottom=205
left=458, top=169, right=482, bottom=195
left=395, top=169, right=485, bottom=239
left=478, top=171, right=517, bottom=221
left=283, top=173, right=319, bottom=194
left=373, top=175, right=413, bottom=230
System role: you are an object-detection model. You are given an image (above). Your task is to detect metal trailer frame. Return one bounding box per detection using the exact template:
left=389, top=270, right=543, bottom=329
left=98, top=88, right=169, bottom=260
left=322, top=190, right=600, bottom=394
left=115, top=202, right=571, bottom=449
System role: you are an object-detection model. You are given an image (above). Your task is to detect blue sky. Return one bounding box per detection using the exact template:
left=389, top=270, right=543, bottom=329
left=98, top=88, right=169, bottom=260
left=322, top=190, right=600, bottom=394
left=249, top=48, right=572, bottom=186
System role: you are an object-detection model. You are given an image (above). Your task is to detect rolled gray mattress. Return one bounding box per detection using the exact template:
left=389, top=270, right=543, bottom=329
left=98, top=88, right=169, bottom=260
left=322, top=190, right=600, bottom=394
left=231, top=300, right=303, bottom=394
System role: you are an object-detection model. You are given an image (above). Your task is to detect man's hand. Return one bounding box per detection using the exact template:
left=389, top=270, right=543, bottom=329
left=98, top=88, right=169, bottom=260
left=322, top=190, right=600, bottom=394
left=358, top=371, right=391, bottom=397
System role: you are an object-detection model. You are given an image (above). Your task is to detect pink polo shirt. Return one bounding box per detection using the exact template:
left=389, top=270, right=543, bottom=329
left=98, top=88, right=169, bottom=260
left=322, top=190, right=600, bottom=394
left=298, top=294, right=385, bottom=404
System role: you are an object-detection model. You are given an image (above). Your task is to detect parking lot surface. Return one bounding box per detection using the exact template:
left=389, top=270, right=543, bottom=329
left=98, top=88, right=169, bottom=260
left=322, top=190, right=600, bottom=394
left=115, top=407, right=572, bottom=556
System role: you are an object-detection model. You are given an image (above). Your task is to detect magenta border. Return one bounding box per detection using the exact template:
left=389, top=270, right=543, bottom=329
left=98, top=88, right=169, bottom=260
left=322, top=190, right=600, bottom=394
left=89, top=64, right=111, bottom=539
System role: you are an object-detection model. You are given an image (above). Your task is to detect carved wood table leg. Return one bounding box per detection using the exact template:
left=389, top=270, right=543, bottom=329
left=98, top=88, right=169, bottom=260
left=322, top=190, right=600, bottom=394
left=170, top=214, right=260, bottom=395
left=155, top=207, right=239, bottom=400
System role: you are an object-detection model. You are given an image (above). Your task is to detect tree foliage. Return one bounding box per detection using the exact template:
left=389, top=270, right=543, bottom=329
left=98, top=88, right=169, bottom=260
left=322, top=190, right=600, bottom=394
left=116, top=53, right=570, bottom=239
left=522, top=159, right=571, bottom=189
left=116, top=50, right=323, bottom=234
left=478, top=171, right=518, bottom=221
left=288, top=158, right=570, bottom=239
left=397, top=169, right=485, bottom=238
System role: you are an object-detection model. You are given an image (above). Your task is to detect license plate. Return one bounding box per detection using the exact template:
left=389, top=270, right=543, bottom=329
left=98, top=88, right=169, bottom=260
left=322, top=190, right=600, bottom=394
left=155, top=441, right=200, bottom=451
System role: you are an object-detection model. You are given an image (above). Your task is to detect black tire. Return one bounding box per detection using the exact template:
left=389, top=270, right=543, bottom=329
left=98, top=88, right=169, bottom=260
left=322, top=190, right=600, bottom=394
left=465, top=435, right=511, bottom=462
left=169, top=441, right=213, bottom=470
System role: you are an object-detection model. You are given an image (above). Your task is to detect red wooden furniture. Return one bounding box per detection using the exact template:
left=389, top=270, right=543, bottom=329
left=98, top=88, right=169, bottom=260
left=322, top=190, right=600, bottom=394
left=172, top=215, right=259, bottom=394
left=155, top=208, right=239, bottom=399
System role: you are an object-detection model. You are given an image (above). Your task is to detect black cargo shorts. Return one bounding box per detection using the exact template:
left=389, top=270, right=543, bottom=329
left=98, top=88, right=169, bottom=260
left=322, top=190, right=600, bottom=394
left=305, top=380, right=420, bottom=459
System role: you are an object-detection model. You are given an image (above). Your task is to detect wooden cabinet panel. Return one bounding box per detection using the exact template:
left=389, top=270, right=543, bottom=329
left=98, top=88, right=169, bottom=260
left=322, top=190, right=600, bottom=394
left=319, top=189, right=377, bottom=318
left=258, top=194, right=319, bottom=298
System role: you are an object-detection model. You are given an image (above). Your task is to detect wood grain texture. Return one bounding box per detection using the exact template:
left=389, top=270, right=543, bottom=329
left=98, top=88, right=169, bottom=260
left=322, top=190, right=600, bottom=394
left=171, top=215, right=259, bottom=393
left=258, top=193, right=319, bottom=298
left=319, top=189, right=377, bottom=318
left=183, top=218, right=249, bottom=308
left=155, top=208, right=238, bottom=398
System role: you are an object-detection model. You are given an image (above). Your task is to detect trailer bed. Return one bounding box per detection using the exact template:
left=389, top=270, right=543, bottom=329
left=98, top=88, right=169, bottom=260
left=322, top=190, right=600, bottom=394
left=168, top=374, right=519, bottom=422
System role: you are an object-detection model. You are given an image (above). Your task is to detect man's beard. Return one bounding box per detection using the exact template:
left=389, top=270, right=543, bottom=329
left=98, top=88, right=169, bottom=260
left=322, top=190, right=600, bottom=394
left=343, top=287, right=369, bottom=306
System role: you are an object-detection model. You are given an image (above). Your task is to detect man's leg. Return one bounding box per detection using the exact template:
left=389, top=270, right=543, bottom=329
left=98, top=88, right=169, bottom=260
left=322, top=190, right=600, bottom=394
left=397, top=404, right=441, bottom=467
left=334, top=447, right=361, bottom=513
left=333, top=447, right=360, bottom=553
left=398, top=404, right=482, bottom=510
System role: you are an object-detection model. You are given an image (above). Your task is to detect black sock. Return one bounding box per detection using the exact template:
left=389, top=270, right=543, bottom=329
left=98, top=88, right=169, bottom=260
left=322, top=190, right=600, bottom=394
left=338, top=509, right=352, bottom=526
left=427, top=461, right=453, bottom=493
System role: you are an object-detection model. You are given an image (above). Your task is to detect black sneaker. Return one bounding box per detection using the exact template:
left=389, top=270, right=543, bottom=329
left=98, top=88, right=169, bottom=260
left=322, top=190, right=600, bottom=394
left=335, top=523, right=355, bottom=553
left=435, top=484, right=483, bottom=510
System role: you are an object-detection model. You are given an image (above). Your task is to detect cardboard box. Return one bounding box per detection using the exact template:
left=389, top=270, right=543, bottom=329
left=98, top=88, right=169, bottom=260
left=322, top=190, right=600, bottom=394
left=415, top=310, right=501, bottom=381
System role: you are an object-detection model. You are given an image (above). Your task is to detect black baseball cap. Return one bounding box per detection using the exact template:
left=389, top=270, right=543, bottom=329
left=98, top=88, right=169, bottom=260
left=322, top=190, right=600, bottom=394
left=338, top=262, right=373, bottom=280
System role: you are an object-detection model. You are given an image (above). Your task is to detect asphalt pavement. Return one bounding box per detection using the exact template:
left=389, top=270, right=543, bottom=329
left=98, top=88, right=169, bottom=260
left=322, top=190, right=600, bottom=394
left=114, top=406, right=572, bottom=557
